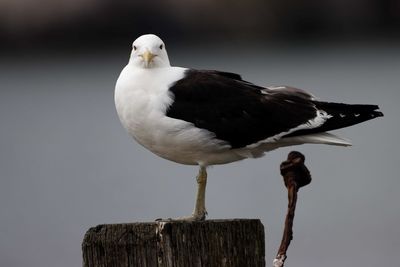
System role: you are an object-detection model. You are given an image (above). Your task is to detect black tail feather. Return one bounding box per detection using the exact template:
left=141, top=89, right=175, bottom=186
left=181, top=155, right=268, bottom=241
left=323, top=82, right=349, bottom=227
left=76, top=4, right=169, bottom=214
left=285, top=102, right=383, bottom=137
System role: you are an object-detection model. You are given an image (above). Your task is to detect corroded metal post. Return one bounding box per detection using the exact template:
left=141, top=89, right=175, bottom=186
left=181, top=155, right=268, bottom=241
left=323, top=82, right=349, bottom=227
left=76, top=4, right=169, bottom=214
left=273, top=151, right=312, bottom=267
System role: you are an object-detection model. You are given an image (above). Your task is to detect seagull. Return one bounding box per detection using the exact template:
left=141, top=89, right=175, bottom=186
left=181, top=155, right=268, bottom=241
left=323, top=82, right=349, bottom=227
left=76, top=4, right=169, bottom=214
left=114, top=34, right=383, bottom=221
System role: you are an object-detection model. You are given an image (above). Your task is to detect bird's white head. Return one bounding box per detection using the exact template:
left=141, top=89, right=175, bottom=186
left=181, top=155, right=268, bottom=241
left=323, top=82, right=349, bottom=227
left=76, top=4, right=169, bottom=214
left=129, top=34, right=170, bottom=69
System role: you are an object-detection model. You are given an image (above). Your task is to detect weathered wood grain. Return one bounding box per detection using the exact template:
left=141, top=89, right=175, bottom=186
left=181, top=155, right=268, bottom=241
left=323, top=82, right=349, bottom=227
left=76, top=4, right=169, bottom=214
left=82, top=219, right=265, bottom=267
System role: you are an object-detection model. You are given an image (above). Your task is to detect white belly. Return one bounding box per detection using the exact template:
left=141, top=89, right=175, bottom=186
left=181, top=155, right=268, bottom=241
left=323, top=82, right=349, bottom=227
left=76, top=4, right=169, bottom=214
left=114, top=65, right=236, bottom=165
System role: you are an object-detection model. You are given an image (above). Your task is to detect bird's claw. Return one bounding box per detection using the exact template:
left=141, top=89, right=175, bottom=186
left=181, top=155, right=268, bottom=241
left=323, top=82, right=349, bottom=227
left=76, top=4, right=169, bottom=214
left=155, top=211, right=207, bottom=222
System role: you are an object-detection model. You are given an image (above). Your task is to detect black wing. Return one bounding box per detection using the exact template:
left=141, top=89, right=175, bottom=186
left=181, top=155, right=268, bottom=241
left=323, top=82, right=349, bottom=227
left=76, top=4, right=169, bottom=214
left=166, top=69, right=383, bottom=148
left=166, top=69, right=317, bottom=148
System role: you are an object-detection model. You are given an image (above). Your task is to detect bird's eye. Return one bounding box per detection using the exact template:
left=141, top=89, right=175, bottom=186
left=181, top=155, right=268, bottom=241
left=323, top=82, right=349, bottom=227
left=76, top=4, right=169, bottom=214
left=133, top=45, right=137, bottom=51
left=159, top=44, right=163, bottom=50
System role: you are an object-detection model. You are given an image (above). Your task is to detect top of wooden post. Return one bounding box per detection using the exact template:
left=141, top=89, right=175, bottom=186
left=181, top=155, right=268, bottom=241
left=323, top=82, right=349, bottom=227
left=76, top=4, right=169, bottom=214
left=82, top=219, right=265, bottom=267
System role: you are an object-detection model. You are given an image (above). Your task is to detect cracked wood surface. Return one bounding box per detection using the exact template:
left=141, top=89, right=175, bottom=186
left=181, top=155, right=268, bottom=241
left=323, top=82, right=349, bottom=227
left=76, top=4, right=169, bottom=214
left=82, top=219, right=265, bottom=267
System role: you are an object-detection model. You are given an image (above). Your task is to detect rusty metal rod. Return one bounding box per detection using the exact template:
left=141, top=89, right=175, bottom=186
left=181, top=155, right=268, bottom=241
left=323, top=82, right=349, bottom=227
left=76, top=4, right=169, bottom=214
left=273, top=151, right=312, bottom=267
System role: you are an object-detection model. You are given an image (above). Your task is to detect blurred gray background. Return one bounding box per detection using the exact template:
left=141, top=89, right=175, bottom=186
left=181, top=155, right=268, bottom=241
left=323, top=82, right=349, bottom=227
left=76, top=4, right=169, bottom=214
left=1, top=1, right=399, bottom=266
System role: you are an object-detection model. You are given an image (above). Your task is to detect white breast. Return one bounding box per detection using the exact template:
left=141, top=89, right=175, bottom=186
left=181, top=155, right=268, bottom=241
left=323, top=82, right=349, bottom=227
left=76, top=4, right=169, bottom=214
left=114, top=65, right=232, bottom=165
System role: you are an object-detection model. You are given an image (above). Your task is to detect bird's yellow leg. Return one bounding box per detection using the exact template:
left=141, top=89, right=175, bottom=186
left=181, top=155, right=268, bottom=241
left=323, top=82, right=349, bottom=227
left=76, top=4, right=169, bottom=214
left=192, top=166, right=208, bottom=220
left=156, top=166, right=207, bottom=222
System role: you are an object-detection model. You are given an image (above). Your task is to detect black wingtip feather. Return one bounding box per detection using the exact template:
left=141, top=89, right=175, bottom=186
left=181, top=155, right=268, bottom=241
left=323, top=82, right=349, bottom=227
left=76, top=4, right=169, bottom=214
left=372, top=110, right=384, bottom=118
left=285, top=103, right=383, bottom=138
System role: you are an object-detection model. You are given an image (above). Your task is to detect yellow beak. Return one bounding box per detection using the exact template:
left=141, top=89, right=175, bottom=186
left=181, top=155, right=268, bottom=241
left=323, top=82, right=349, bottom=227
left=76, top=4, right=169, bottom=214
left=142, top=50, right=156, bottom=66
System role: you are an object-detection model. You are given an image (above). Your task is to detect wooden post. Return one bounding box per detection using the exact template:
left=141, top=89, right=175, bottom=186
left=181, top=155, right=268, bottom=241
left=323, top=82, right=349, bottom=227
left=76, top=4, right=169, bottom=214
left=82, top=219, right=265, bottom=267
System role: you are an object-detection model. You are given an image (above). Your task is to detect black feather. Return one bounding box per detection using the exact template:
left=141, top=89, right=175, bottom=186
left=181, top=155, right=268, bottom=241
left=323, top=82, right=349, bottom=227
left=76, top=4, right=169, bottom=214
left=284, top=102, right=384, bottom=137
left=166, top=69, right=383, bottom=148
